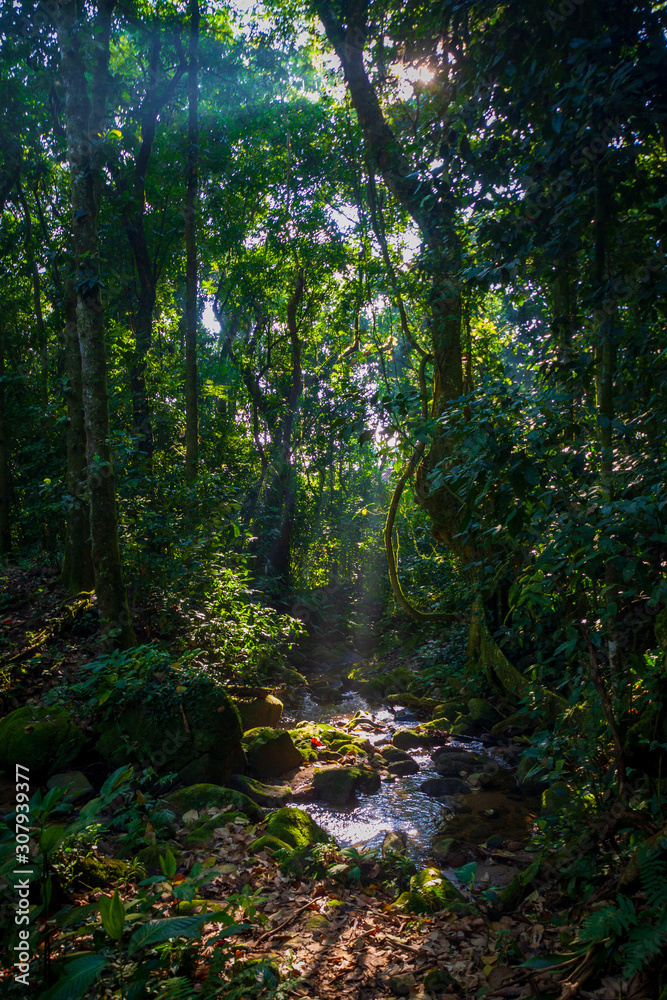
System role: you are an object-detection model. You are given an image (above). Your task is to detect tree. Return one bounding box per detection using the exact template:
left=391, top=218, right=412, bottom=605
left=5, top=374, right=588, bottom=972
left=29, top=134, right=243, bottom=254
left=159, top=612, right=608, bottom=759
left=56, top=0, right=134, bottom=644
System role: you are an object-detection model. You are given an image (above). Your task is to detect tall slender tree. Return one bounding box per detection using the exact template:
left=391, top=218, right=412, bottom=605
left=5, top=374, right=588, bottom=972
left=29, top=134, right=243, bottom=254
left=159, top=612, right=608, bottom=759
left=184, top=0, right=200, bottom=483
left=57, top=0, right=135, bottom=644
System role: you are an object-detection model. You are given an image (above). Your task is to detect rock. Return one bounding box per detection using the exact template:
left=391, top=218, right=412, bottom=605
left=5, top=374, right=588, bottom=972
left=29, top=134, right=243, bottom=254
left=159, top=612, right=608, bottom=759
left=420, top=777, right=469, bottom=796
left=390, top=972, right=416, bottom=996
left=467, top=698, right=502, bottom=725
left=486, top=834, right=505, bottom=850
left=381, top=746, right=413, bottom=764
left=229, top=774, right=291, bottom=808
left=430, top=835, right=456, bottom=859
left=243, top=728, right=304, bottom=778
left=382, top=830, right=408, bottom=856
left=164, top=783, right=264, bottom=822
left=235, top=695, right=283, bottom=732
left=432, top=748, right=488, bottom=777
left=387, top=758, right=420, bottom=776
left=265, top=807, right=331, bottom=850
left=432, top=699, right=467, bottom=721
left=394, top=867, right=465, bottom=915
left=393, top=729, right=438, bottom=750
left=95, top=676, right=243, bottom=783
left=46, top=771, right=93, bottom=800
left=0, top=706, right=86, bottom=781
left=423, top=968, right=456, bottom=993
left=497, top=858, right=540, bottom=909
left=313, top=765, right=381, bottom=805
left=249, top=834, right=292, bottom=854
left=185, top=814, right=247, bottom=848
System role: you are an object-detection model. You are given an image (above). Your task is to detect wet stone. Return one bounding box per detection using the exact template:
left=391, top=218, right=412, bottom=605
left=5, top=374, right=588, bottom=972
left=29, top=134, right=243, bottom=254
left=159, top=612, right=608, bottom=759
left=420, top=777, right=469, bottom=796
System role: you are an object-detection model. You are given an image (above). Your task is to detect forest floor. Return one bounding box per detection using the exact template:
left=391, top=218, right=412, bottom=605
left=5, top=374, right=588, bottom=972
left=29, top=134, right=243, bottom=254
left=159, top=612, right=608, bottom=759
left=0, top=564, right=659, bottom=1000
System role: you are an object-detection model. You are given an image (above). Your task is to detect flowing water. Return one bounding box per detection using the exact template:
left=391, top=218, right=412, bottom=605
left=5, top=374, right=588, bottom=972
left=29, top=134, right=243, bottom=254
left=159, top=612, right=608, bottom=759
left=282, top=677, right=537, bottom=868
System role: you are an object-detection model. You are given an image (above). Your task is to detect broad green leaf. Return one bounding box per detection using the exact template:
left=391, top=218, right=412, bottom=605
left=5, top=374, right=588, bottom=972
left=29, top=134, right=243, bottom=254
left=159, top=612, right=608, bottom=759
left=127, top=914, right=210, bottom=955
left=41, top=953, right=108, bottom=1000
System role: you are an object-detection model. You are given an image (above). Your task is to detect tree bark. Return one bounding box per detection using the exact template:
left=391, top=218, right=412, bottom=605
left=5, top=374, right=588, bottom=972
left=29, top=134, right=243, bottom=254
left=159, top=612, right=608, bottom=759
left=184, top=0, right=200, bottom=484
left=61, top=284, right=95, bottom=595
left=17, top=183, right=48, bottom=410
left=57, top=0, right=135, bottom=646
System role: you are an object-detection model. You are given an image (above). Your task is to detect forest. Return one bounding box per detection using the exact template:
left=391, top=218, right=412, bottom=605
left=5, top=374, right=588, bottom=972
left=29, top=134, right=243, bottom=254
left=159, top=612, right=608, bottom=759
left=0, top=0, right=666, bottom=997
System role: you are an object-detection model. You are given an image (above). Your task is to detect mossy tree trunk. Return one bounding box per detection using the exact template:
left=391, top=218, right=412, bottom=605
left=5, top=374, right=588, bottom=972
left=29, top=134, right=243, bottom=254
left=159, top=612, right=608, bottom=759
left=0, top=316, right=10, bottom=557
left=57, top=0, right=134, bottom=646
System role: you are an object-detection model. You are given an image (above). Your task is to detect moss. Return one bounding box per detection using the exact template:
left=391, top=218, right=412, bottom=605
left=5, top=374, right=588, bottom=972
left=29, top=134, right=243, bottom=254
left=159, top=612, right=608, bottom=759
left=134, top=844, right=181, bottom=874
left=249, top=834, right=293, bottom=854
left=71, top=854, right=130, bottom=890
left=497, top=859, right=540, bottom=910
left=385, top=693, right=438, bottom=712
left=0, top=706, right=86, bottom=781
left=432, top=699, right=467, bottom=721
left=95, top=677, right=244, bottom=781
left=393, top=728, right=439, bottom=749
left=235, top=695, right=283, bottom=732
left=165, top=783, right=264, bottom=822
left=467, top=698, right=502, bottom=724
left=265, top=807, right=331, bottom=850
left=185, top=812, right=249, bottom=848
left=313, top=766, right=381, bottom=805
left=242, top=728, right=303, bottom=778
left=393, top=867, right=464, bottom=915
left=229, top=775, right=291, bottom=807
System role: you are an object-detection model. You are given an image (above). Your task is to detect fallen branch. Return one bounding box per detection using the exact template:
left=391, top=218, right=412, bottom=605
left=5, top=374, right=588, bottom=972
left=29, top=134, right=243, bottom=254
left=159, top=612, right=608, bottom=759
left=254, top=900, right=314, bottom=945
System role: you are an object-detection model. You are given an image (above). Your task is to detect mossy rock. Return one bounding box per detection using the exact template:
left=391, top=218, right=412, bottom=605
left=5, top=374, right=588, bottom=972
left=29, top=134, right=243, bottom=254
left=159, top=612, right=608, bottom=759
left=164, top=783, right=264, bottom=823
left=95, top=676, right=243, bottom=783
left=235, top=695, right=283, bottom=732
left=265, top=807, right=330, bottom=850
left=385, top=693, right=438, bottom=713
left=71, top=854, right=130, bottom=890
left=433, top=748, right=488, bottom=777
left=185, top=812, right=249, bottom=848
left=432, top=699, right=467, bottom=721
left=467, top=698, right=502, bottom=725
left=313, top=765, right=381, bottom=805
left=0, top=706, right=86, bottom=781
left=249, top=834, right=293, bottom=855
left=46, top=771, right=93, bottom=800
left=229, top=775, right=292, bottom=808
left=172, top=898, right=230, bottom=915
left=392, top=729, right=439, bottom=750
left=242, top=728, right=303, bottom=778
left=134, top=844, right=181, bottom=874
left=394, top=867, right=464, bottom=914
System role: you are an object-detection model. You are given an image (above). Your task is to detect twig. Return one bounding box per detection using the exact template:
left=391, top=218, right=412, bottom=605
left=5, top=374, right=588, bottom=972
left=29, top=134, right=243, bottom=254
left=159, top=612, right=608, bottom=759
left=254, top=900, right=314, bottom=944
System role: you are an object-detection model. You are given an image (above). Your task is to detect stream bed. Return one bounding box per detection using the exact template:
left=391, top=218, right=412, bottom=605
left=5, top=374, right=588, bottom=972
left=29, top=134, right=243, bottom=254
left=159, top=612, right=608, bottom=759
left=280, top=676, right=539, bottom=872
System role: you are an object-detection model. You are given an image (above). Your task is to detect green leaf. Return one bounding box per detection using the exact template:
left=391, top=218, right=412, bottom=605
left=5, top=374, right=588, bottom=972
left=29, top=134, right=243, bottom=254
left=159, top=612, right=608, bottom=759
left=100, top=764, right=133, bottom=799
left=159, top=849, right=178, bottom=879
left=41, top=953, right=108, bottom=1000
left=127, top=914, right=210, bottom=955
left=40, top=825, right=65, bottom=854
left=99, top=888, right=125, bottom=940
left=454, top=861, right=477, bottom=885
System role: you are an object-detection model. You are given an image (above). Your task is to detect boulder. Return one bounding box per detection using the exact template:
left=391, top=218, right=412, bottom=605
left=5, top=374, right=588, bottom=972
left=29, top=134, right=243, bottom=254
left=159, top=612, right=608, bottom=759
left=265, top=807, right=330, bottom=849
left=164, top=783, right=264, bottom=823
left=46, top=771, right=93, bottom=800
left=71, top=854, right=130, bottom=890
left=382, top=830, right=408, bottom=856
left=0, top=706, right=86, bottom=781
left=394, top=867, right=464, bottom=915
left=392, top=729, right=439, bottom=750
left=467, top=698, right=502, bottom=725
left=249, top=834, right=292, bottom=854
left=235, top=695, right=283, bottom=732
left=387, top=758, right=420, bottom=776
left=432, top=748, right=488, bottom=777
left=95, top=677, right=244, bottom=783
left=420, top=777, right=469, bottom=796
left=432, top=699, right=467, bottom=721
left=243, top=728, right=304, bottom=778
left=229, top=774, right=292, bottom=808
left=313, top=765, right=381, bottom=805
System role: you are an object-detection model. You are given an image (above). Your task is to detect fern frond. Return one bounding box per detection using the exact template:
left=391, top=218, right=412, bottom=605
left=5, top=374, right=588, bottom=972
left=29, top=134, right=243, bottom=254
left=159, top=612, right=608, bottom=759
left=638, top=845, right=667, bottom=911
left=621, top=916, right=667, bottom=977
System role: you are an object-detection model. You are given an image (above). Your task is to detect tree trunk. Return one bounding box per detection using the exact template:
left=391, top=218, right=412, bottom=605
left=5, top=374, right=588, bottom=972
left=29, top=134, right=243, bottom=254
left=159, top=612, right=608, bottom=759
left=316, top=0, right=462, bottom=542
left=594, top=164, right=614, bottom=490
left=184, top=0, right=200, bottom=484
left=57, top=0, right=135, bottom=646
left=61, top=285, right=94, bottom=594
left=0, top=317, right=10, bottom=557
left=267, top=273, right=305, bottom=587
left=17, top=183, right=48, bottom=410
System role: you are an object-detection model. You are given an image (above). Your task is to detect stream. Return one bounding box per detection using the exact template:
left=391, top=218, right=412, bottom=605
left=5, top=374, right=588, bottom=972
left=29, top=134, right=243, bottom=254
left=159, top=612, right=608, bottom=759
left=280, top=663, right=539, bottom=873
